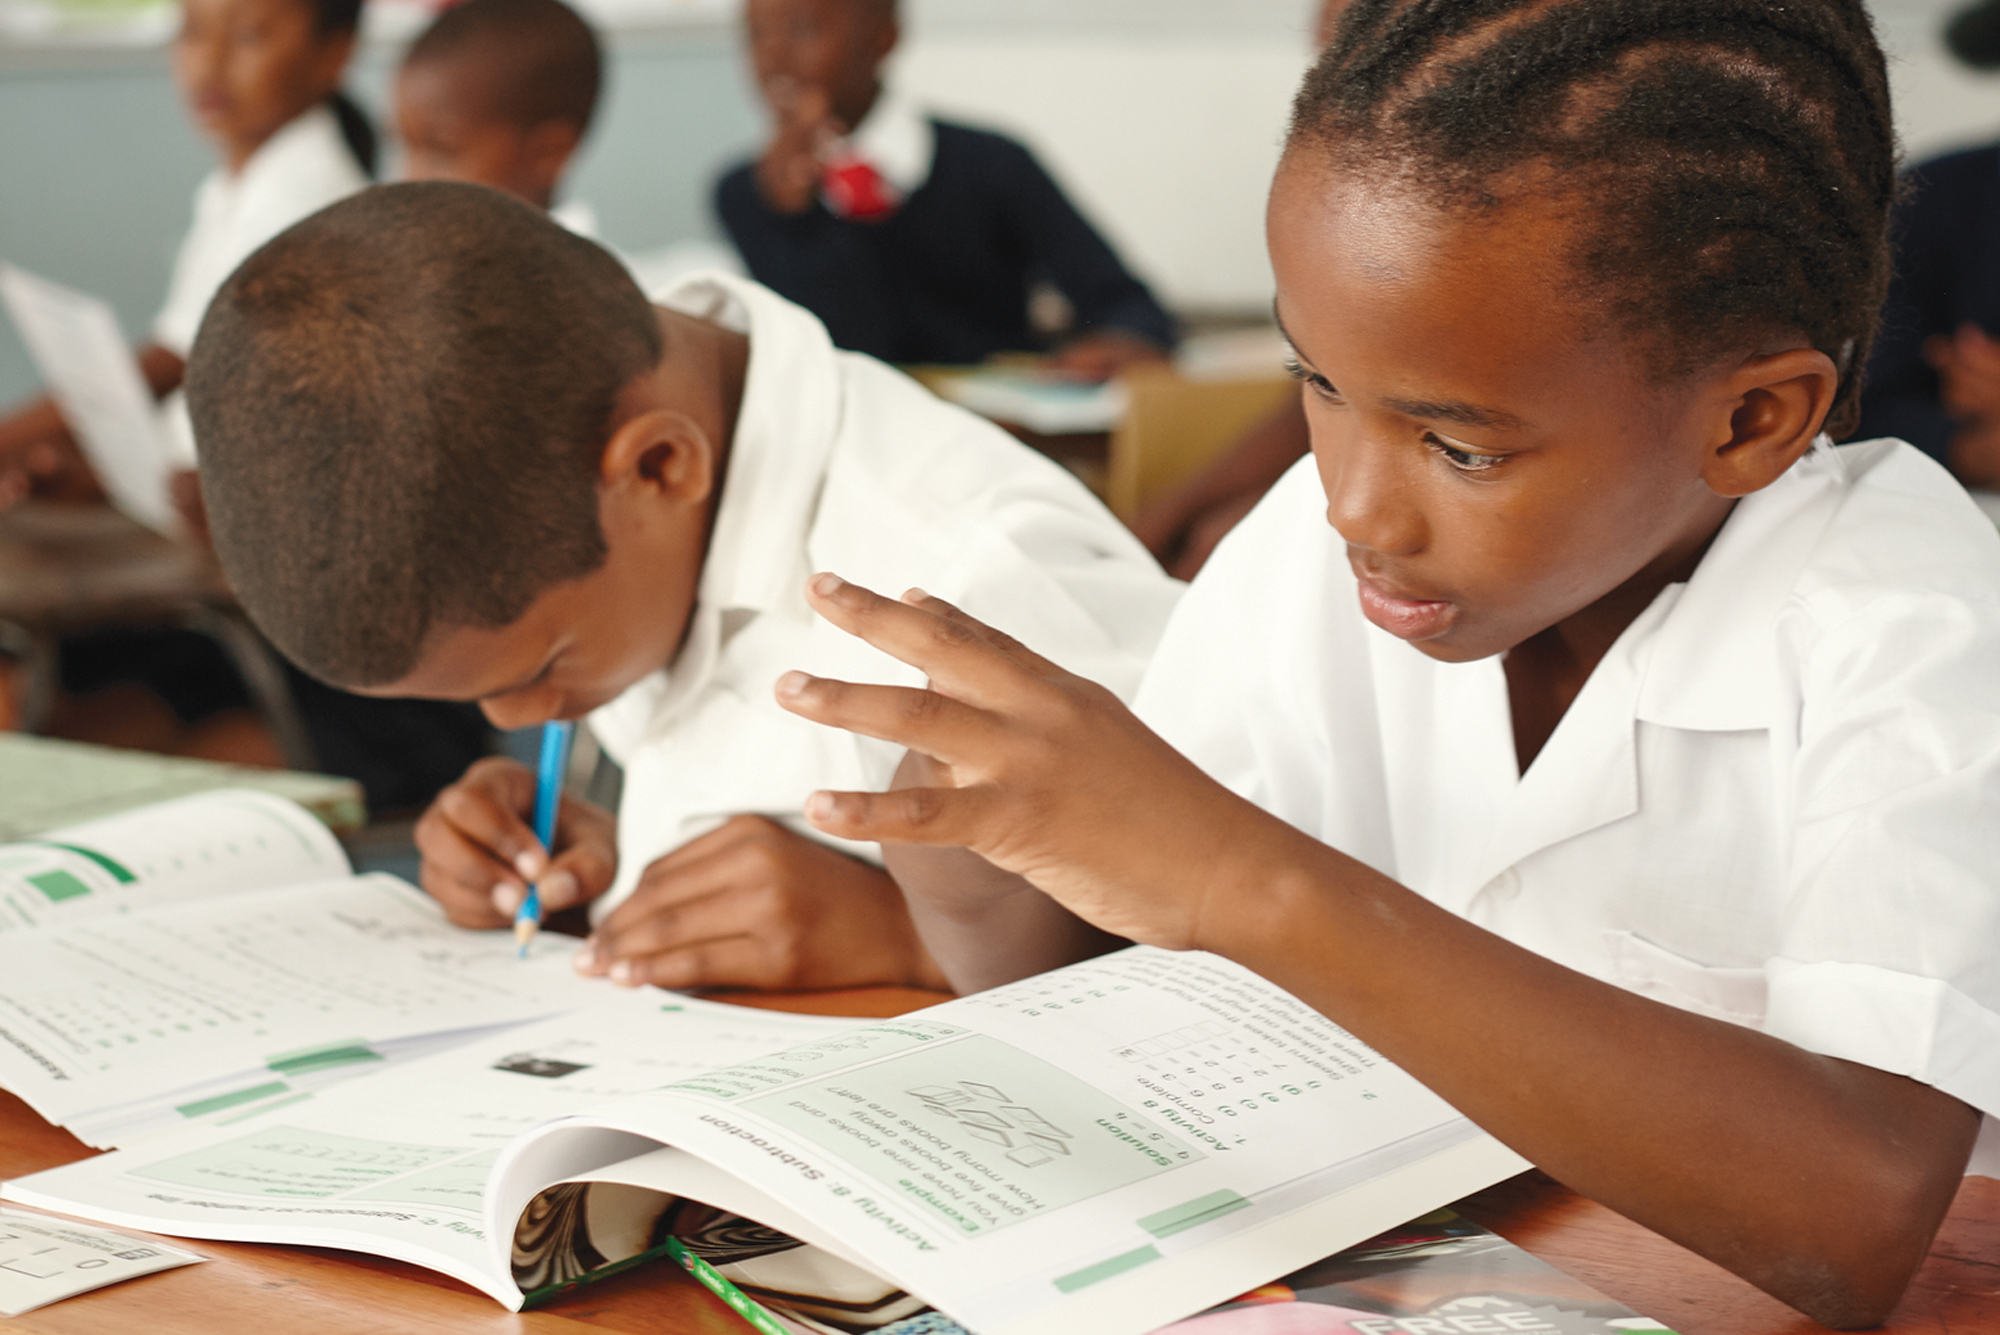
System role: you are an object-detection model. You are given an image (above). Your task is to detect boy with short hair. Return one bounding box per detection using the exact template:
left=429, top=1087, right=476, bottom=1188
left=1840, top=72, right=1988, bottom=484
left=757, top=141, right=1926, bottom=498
left=717, top=0, right=1178, bottom=375
left=394, top=0, right=601, bottom=215
left=186, top=181, right=1180, bottom=992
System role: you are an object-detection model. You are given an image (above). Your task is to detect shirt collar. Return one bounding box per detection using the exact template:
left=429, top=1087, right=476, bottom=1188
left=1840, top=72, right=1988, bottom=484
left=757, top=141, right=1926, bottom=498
left=234, top=102, right=344, bottom=192
left=653, top=271, right=844, bottom=621
left=1634, top=436, right=1847, bottom=732
left=847, top=82, right=935, bottom=196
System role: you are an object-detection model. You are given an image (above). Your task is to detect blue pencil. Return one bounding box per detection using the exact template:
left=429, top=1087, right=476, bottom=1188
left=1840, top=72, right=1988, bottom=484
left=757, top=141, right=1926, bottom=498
left=515, top=719, right=575, bottom=958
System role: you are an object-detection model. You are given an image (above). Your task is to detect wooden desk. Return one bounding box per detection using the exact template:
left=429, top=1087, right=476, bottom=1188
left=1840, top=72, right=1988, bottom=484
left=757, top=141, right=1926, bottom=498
left=2, top=985, right=1995, bottom=1334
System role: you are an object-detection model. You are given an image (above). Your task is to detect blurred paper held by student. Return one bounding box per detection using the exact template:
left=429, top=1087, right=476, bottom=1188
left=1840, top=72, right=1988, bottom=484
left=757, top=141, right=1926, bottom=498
left=716, top=0, right=1177, bottom=379
left=0, top=0, right=373, bottom=510
left=183, top=182, right=1181, bottom=993
left=774, top=0, right=2000, bottom=1326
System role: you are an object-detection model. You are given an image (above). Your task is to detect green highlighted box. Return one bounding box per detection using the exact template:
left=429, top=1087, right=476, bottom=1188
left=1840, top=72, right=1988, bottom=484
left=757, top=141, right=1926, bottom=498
left=1138, top=1189, right=1251, bottom=1240
left=1054, top=1244, right=1161, bottom=1294
left=265, top=1040, right=383, bottom=1077
left=28, top=870, right=92, bottom=903
left=177, top=1081, right=290, bottom=1118
left=24, top=841, right=136, bottom=883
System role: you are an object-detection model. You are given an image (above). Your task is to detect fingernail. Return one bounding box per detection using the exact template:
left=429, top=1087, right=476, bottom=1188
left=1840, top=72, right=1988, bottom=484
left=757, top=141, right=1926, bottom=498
left=491, top=884, right=523, bottom=915
left=610, top=959, right=636, bottom=987
left=810, top=572, right=845, bottom=597
left=776, top=670, right=810, bottom=698
left=905, top=587, right=931, bottom=602
left=804, top=791, right=835, bottom=821
left=513, top=851, right=543, bottom=880
left=540, top=869, right=578, bottom=906
left=573, top=941, right=598, bottom=973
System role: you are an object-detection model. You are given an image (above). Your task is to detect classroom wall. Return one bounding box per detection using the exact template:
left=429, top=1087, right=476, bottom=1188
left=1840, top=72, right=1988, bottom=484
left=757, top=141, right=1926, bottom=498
left=2, top=0, right=1999, bottom=406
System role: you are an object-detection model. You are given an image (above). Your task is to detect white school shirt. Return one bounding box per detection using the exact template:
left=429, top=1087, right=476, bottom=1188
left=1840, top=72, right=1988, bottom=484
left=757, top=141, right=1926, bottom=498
left=1136, top=439, right=2000, bottom=1171
left=154, top=104, right=367, bottom=465
left=153, top=103, right=368, bottom=357
left=585, top=272, right=1181, bottom=918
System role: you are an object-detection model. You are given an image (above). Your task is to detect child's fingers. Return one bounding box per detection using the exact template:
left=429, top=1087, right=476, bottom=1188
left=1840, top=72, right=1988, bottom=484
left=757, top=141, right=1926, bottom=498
left=436, top=762, right=548, bottom=880
left=898, top=588, right=1067, bottom=679
left=412, top=814, right=518, bottom=928
left=585, top=886, right=746, bottom=980
left=802, top=783, right=998, bottom=849
left=603, top=934, right=771, bottom=991
left=546, top=797, right=618, bottom=909
left=776, top=672, right=999, bottom=765
left=801, top=574, right=1042, bottom=706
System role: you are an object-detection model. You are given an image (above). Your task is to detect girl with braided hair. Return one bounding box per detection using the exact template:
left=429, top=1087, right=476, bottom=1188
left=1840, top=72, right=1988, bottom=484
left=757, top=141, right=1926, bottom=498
left=773, top=0, right=2000, bottom=1324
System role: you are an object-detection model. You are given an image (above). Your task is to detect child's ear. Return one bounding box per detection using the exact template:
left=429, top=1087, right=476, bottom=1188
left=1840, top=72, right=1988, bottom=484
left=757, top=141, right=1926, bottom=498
left=598, top=408, right=718, bottom=509
left=1701, top=345, right=1841, bottom=499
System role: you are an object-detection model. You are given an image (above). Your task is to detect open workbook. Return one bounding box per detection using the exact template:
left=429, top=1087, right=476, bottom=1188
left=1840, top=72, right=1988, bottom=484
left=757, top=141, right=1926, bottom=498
left=7, top=944, right=1528, bottom=1335
left=0, top=788, right=606, bottom=1148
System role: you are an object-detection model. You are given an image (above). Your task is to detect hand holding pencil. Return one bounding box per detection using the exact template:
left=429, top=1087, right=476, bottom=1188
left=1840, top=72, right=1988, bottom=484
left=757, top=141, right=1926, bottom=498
left=515, top=720, right=576, bottom=956
left=411, top=738, right=615, bottom=934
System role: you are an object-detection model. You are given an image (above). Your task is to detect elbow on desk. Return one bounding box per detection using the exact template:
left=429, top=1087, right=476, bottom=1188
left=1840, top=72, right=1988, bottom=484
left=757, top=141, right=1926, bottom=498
left=1729, top=1153, right=1963, bottom=1329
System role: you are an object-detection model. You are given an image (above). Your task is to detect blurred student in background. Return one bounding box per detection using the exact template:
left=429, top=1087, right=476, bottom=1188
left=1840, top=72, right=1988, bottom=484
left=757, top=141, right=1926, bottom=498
left=0, top=0, right=372, bottom=765
left=0, top=0, right=491, bottom=813
left=1853, top=0, right=2000, bottom=490
left=0, top=0, right=370, bottom=503
left=715, top=0, right=1177, bottom=377
left=395, top=0, right=601, bottom=222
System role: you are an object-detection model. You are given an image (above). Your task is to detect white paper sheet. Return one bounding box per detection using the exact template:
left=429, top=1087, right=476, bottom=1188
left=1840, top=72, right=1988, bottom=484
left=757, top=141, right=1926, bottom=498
left=0, top=1206, right=203, bottom=1316
left=0, top=264, right=179, bottom=533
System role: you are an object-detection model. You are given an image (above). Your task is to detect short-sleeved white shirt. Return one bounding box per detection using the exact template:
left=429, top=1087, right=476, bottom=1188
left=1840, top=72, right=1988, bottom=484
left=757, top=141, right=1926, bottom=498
left=152, top=103, right=368, bottom=357
left=586, top=273, right=1182, bottom=917
left=1135, top=439, right=2000, bottom=1169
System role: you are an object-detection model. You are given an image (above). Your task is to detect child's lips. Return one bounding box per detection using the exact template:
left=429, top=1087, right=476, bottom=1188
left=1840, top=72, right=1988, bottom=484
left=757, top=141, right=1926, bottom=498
left=1354, top=575, right=1459, bottom=642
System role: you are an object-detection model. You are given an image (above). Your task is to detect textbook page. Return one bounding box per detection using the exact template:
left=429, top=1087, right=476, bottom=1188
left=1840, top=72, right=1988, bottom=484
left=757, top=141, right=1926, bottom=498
left=495, top=947, right=1528, bottom=1335
left=63, top=1023, right=520, bottom=1152
left=1, top=993, right=859, bottom=1304
left=0, top=265, right=178, bottom=534
left=0, top=874, right=609, bottom=1128
left=0, top=789, right=350, bottom=934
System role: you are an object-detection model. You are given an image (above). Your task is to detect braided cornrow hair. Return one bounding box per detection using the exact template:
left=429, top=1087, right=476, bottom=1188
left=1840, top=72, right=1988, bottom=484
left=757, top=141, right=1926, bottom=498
left=1290, top=0, right=1896, bottom=439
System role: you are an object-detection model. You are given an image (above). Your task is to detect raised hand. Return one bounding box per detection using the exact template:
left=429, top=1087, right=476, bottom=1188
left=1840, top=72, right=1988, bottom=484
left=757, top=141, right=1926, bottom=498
left=774, top=573, right=1316, bottom=956
left=754, top=80, right=839, bottom=215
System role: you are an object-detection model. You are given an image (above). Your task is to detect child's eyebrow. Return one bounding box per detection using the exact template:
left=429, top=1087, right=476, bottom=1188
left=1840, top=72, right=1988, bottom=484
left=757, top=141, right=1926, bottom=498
left=1378, top=395, right=1526, bottom=432
left=1273, top=305, right=1527, bottom=433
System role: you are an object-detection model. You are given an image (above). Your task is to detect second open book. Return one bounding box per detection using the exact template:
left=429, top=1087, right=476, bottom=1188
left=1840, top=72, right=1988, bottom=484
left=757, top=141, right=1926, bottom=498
left=7, top=929, right=1526, bottom=1335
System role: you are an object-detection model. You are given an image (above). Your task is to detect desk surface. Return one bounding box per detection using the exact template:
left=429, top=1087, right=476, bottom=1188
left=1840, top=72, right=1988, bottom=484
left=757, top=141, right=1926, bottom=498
left=2, top=985, right=1994, bottom=1335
